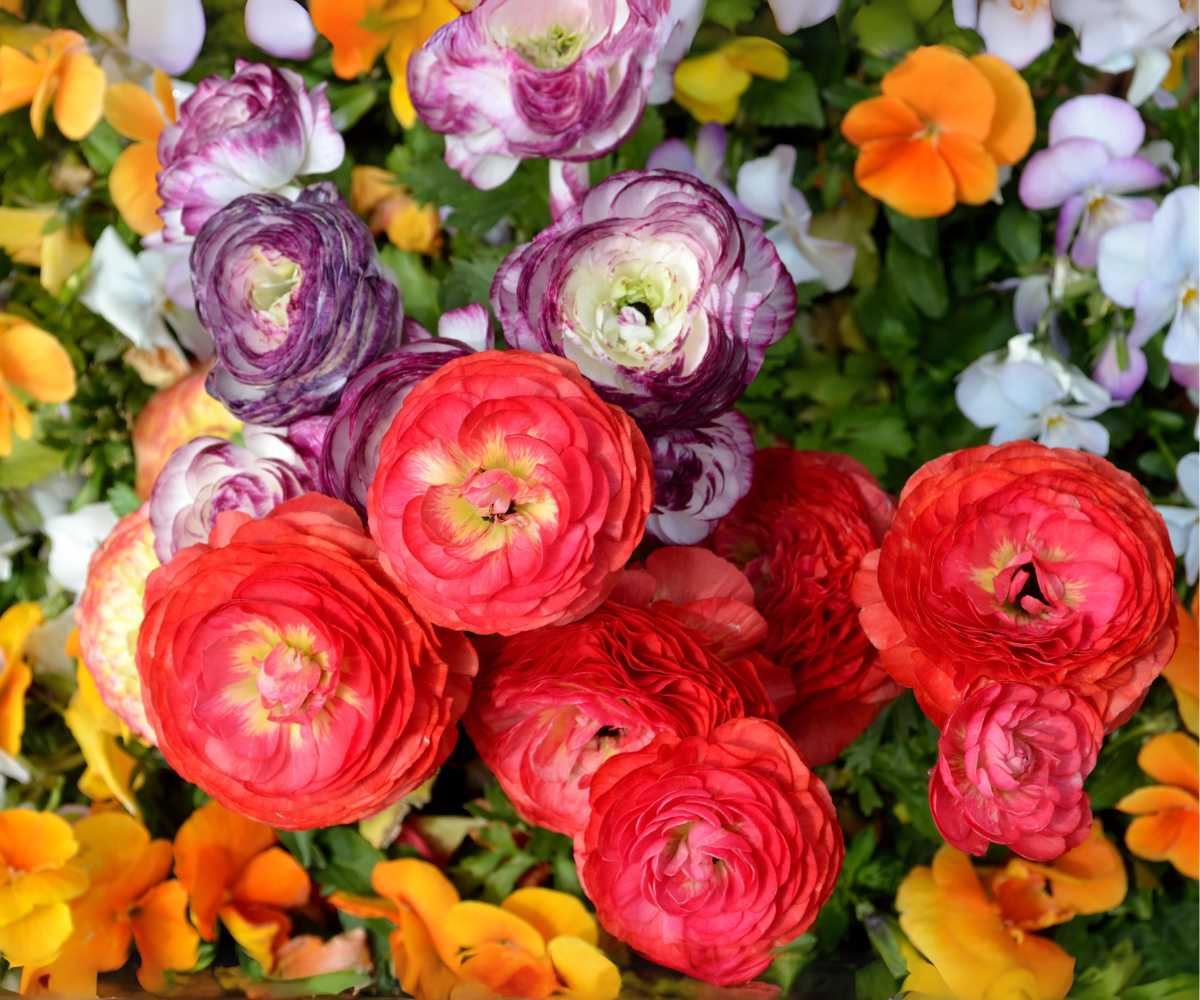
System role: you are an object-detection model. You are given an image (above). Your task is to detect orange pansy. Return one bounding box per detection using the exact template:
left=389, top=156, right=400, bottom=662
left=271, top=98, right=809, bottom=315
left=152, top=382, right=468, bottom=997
left=104, top=71, right=175, bottom=236
left=983, top=822, right=1128, bottom=931
left=21, top=813, right=199, bottom=995
left=310, top=0, right=458, bottom=127
left=841, top=45, right=1034, bottom=218
left=330, top=858, right=619, bottom=1000
left=174, top=800, right=311, bottom=973
left=0, top=313, right=76, bottom=457
left=1117, top=731, right=1199, bottom=879
left=0, top=28, right=103, bottom=139
left=897, top=845, right=1074, bottom=1000
left=1163, top=597, right=1199, bottom=735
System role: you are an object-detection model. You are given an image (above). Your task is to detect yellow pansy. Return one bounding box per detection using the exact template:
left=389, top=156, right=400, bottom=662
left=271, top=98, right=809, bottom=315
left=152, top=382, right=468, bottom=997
left=350, top=165, right=442, bottom=256
left=673, top=37, right=789, bottom=124
left=0, top=28, right=104, bottom=139
left=63, top=660, right=141, bottom=816
left=1116, top=731, right=1199, bottom=880
left=103, top=70, right=175, bottom=237
left=0, top=601, right=41, bottom=754
left=310, top=0, right=459, bottom=128
left=0, top=313, right=76, bottom=457
left=0, top=207, right=91, bottom=294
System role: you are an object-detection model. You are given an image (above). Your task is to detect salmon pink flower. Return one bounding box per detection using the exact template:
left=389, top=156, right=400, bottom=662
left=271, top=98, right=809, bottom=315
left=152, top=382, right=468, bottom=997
left=137, top=494, right=478, bottom=829
left=841, top=45, right=1034, bottom=218
left=77, top=506, right=158, bottom=743
left=854, top=442, right=1178, bottom=731
left=466, top=599, right=777, bottom=836
left=1116, top=731, right=1199, bottom=879
left=930, top=683, right=1104, bottom=861
left=576, top=717, right=842, bottom=986
left=713, top=448, right=898, bottom=766
left=368, top=350, right=653, bottom=635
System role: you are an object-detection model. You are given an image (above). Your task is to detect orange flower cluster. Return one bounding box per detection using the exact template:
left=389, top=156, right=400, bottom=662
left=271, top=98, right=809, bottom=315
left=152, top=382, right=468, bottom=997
left=842, top=46, right=1034, bottom=218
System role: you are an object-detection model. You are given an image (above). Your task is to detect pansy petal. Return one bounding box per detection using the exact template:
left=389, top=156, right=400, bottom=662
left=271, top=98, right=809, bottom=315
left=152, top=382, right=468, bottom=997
left=245, top=0, right=316, bottom=60
left=501, top=888, right=597, bottom=946
left=1097, top=220, right=1152, bottom=307
left=1018, top=138, right=1109, bottom=209
left=131, top=880, right=201, bottom=992
left=938, top=133, right=998, bottom=205
left=767, top=0, right=839, bottom=33
left=1137, top=732, right=1199, bottom=794
left=854, top=137, right=957, bottom=218
left=881, top=45, right=994, bottom=140
left=103, top=82, right=163, bottom=143
left=841, top=95, right=923, bottom=146
left=231, top=847, right=310, bottom=909
left=1048, top=94, right=1145, bottom=156
left=125, top=0, right=205, bottom=75
left=53, top=50, right=104, bottom=140
left=735, top=146, right=795, bottom=221
left=0, top=323, right=75, bottom=403
left=221, top=903, right=289, bottom=975
left=970, top=54, right=1034, bottom=165
left=546, top=935, right=621, bottom=1000
left=0, top=902, right=74, bottom=969
left=1097, top=156, right=1167, bottom=195
left=976, top=2, right=1054, bottom=70
left=109, top=142, right=164, bottom=237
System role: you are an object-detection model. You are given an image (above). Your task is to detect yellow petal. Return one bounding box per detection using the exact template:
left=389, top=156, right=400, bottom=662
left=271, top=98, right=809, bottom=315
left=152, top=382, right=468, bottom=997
left=546, top=935, right=621, bottom=1000
left=441, top=901, right=557, bottom=997
left=109, top=141, right=165, bottom=236
left=0, top=808, right=78, bottom=873
left=153, top=70, right=175, bottom=124
left=0, top=207, right=50, bottom=265
left=0, top=658, right=30, bottom=756
left=372, top=858, right=460, bottom=934
left=103, top=81, right=163, bottom=142
left=39, top=222, right=90, bottom=294
left=0, top=45, right=40, bottom=115
left=220, top=903, right=287, bottom=975
left=501, top=888, right=597, bottom=946
left=131, top=880, right=201, bottom=992
left=54, top=49, right=104, bottom=139
left=1138, top=732, right=1199, bottom=795
left=0, top=902, right=74, bottom=969
left=0, top=321, right=74, bottom=403
left=65, top=682, right=142, bottom=815
left=0, top=600, right=41, bottom=664
left=673, top=50, right=750, bottom=125
left=0, top=867, right=88, bottom=924
left=719, top=37, right=789, bottom=80
left=383, top=0, right=458, bottom=129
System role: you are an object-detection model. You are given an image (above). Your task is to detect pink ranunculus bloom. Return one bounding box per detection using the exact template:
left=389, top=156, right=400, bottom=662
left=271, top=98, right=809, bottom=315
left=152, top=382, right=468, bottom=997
left=930, top=682, right=1104, bottom=861
left=76, top=506, right=159, bottom=743
left=576, top=717, right=843, bottom=986
left=367, top=350, right=653, bottom=635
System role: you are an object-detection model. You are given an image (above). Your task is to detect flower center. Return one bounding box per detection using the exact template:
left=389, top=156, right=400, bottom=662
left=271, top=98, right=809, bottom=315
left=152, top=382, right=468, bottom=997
left=247, top=247, right=302, bottom=331
left=254, top=637, right=336, bottom=724
left=510, top=24, right=585, bottom=68
left=1182, top=285, right=1198, bottom=307
left=461, top=468, right=522, bottom=521
left=994, top=554, right=1064, bottom=617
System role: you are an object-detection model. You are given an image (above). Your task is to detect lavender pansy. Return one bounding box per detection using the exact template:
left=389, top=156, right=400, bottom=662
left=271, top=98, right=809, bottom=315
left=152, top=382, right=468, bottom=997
left=646, top=124, right=750, bottom=218
left=646, top=411, right=754, bottom=545
left=492, top=169, right=795, bottom=433
left=77, top=0, right=205, bottom=77
left=244, top=0, right=317, bottom=61
left=767, top=0, right=839, bottom=33
left=1092, top=333, right=1149, bottom=402
left=148, top=427, right=315, bottom=562
left=1097, top=185, right=1199, bottom=367
left=153, top=59, right=344, bottom=243
left=648, top=0, right=703, bottom=104
left=736, top=145, right=856, bottom=292
left=320, top=305, right=492, bottom=518
left=955, top=333, right=1114, bottom=455
left=1019, top=95, right=1165, bottom=268
left=408, top=0, right=679, bottom=189
left=192, top=183, right=402, bottom=425
left=952, top=0, right=1054, bottom=69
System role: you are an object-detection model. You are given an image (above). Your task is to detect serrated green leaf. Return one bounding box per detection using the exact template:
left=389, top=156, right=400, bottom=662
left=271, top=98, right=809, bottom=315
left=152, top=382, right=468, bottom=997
left=379, top=246, right=440, bottom=331
left=742, top=63, right=824, bottom=128
left=0, top=438, right=64, bottom=489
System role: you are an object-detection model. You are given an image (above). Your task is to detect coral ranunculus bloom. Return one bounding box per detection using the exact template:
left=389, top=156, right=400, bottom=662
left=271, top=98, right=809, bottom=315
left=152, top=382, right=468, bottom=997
left=368, top=351, right=653, bottom=635
left=137, top=494, right=478, bottom=829
left=576, top=718, right=842, bottom=986
left=467, top=600, right=779, bottom=837
left=712, top=448, right=899, bottom=766
left=841, top=45, right=1035, bottom=218
left=930, top=682, right=1103, bottom=861
left=1116, top=731, right=1199, bottom=879
left=854, top=442, right=1178, bottom=732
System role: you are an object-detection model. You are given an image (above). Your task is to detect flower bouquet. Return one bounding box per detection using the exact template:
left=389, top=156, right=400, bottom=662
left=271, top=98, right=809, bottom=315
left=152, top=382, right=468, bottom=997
left=0, top=1, right=1196, bottom=998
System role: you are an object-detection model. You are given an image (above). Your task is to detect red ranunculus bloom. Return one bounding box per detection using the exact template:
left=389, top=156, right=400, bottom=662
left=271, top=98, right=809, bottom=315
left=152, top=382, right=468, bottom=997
left=576, top=717, right=843, bottom=986
left=711, top=448, right=899, bottom=766
left=137, top=494, right=477, bottom=830
left=368, top=350, right=653, bottom=635
left=854, top=442, right=1178, bottom=730
left=930, top=682, right=1103, bottom=861
left=467, top=601, right=777, bottom=838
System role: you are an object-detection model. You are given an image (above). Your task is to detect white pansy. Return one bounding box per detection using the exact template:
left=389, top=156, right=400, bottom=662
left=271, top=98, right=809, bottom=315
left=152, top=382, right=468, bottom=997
left=1156, top=452, right=1199, bottom=585
left=43, top=503, right=119, bottom=596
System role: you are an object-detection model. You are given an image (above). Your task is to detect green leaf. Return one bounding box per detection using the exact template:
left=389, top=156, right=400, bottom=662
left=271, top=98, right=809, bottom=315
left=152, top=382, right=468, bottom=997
left=886, top=207, right=939, bottom=257
left=105, top=482, right=140, bottom=517
left=278, top=830, right=323, bottom=871
left=887, top=238, right=949, bottom=319
left=995, top=202, right=1042, bottom=265
left=0, top=438, right=64, bottom=489
left=378, top=247, right=440, bottom=331
left=703, top=0, right=758, bottom=30
left=80, top=121, right=123, bottom=175
left=314, top=828, right=384, bottom=896
left=742, top=63, right=825, bottom=129
left=440, top=247, right=509, bottom=314
left=328, top=82, right=379, bottom=132
left=853, top=0, right=918, bottom=57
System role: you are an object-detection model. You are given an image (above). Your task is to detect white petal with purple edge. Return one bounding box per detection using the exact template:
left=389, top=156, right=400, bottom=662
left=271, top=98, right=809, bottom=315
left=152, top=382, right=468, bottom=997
left=1098, top=220, right=1152, bottom=307
left=437, top=304, right=493, bottom=352
left=245, top=0, right=317, bottom=60
left=977, top=0, right=1056, bottom=70
left=1019, top=138, right=1110, bottom=209
left=1095, top=156, right=1166, bottom=195
left=1048, top=94, right=1145, bottom=156
left=125, top=0, right=205, bottom=75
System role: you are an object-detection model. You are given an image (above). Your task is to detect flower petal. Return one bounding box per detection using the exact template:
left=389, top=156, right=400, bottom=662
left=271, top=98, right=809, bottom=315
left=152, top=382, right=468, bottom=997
left=131, top=880, right=201, bottom=992
left=125, top=0, right=205, bottom=75
left=546, top=935, right=621, bottom=1000
left=1049, top=94, right=1145, bottom=156
left=855, top=137, right=957, bottom=218
left=882, top=45, right=994, bottom=141
left=109, top=142, right=165, bottom=237
left=103, top=82, right=163, bottom=143
left=841, top=95, right=924, bottom=146
left=1019, top=138, right=1110, bottom=209
left=231, top=847, right=310, bottom=910
left=245, top=0, right=316, bottom=60
left=501, top=888, right=597, bottom=946
left=53, top=50, right=104, bottom=140
left=1138, top=732, right=1199, bottom=794
left=938, top=133, right=998, bottom=205
left=0, top=322, right=75, bottom=403
left=970, top=54, right=1034, bottom=165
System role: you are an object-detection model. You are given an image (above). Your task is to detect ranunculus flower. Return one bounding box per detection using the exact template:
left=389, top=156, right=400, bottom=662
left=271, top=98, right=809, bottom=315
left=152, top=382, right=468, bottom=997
left=192, top=184, right=402, bottom=425
left=77, top=506, right=159, bottom=743
left=137, top=494, right=478, bottom=829
left=854, top=441, right=1178, bottom=731
left=467, top=601, right=776, bottom=837
left=930, top=683, right=1103, bottom=861
left=576, top=717, right=843, bottom=986
left=841, top=46, right=1034, bottom=218
left=407, top=0, right=679, bottom=189
left=132, top=368, right=242, bottom=500
left=493, top=170, right=795, bottom=433
left=153, top=60, right=344, bottom=243
left=148, top=428, right=315, bottom=562
left=712, top=448, right=898, bottom=766
left=647, top=411, right=753, bottom=545
left=368, top=350, right=653, bottom=635
left=320, top=305, right=491, bottom=518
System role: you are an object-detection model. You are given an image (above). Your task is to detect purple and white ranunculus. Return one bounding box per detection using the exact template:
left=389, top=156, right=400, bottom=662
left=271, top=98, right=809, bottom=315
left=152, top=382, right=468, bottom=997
left=153, top=59, right=344, bottom=243
left=955, top=333, right=1114, bottom=455
left=492, top=169, right=795, bottom=433
left=736, top=145, right=856, bottom=292
left=192, top=183, right=402, bottom=425
left=321, top=305, right=492, bottom=517
left=408, top=0, right=679, bottom=189
left=1098, top=185, right=1199, bottom=367
left=1019, top=95, right=1166, bottom=268
left=646, top=124, right=750, bottom=218
left=646, top=410, right=754, bottom=545
left=148, top=426, right=316, bottom=562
